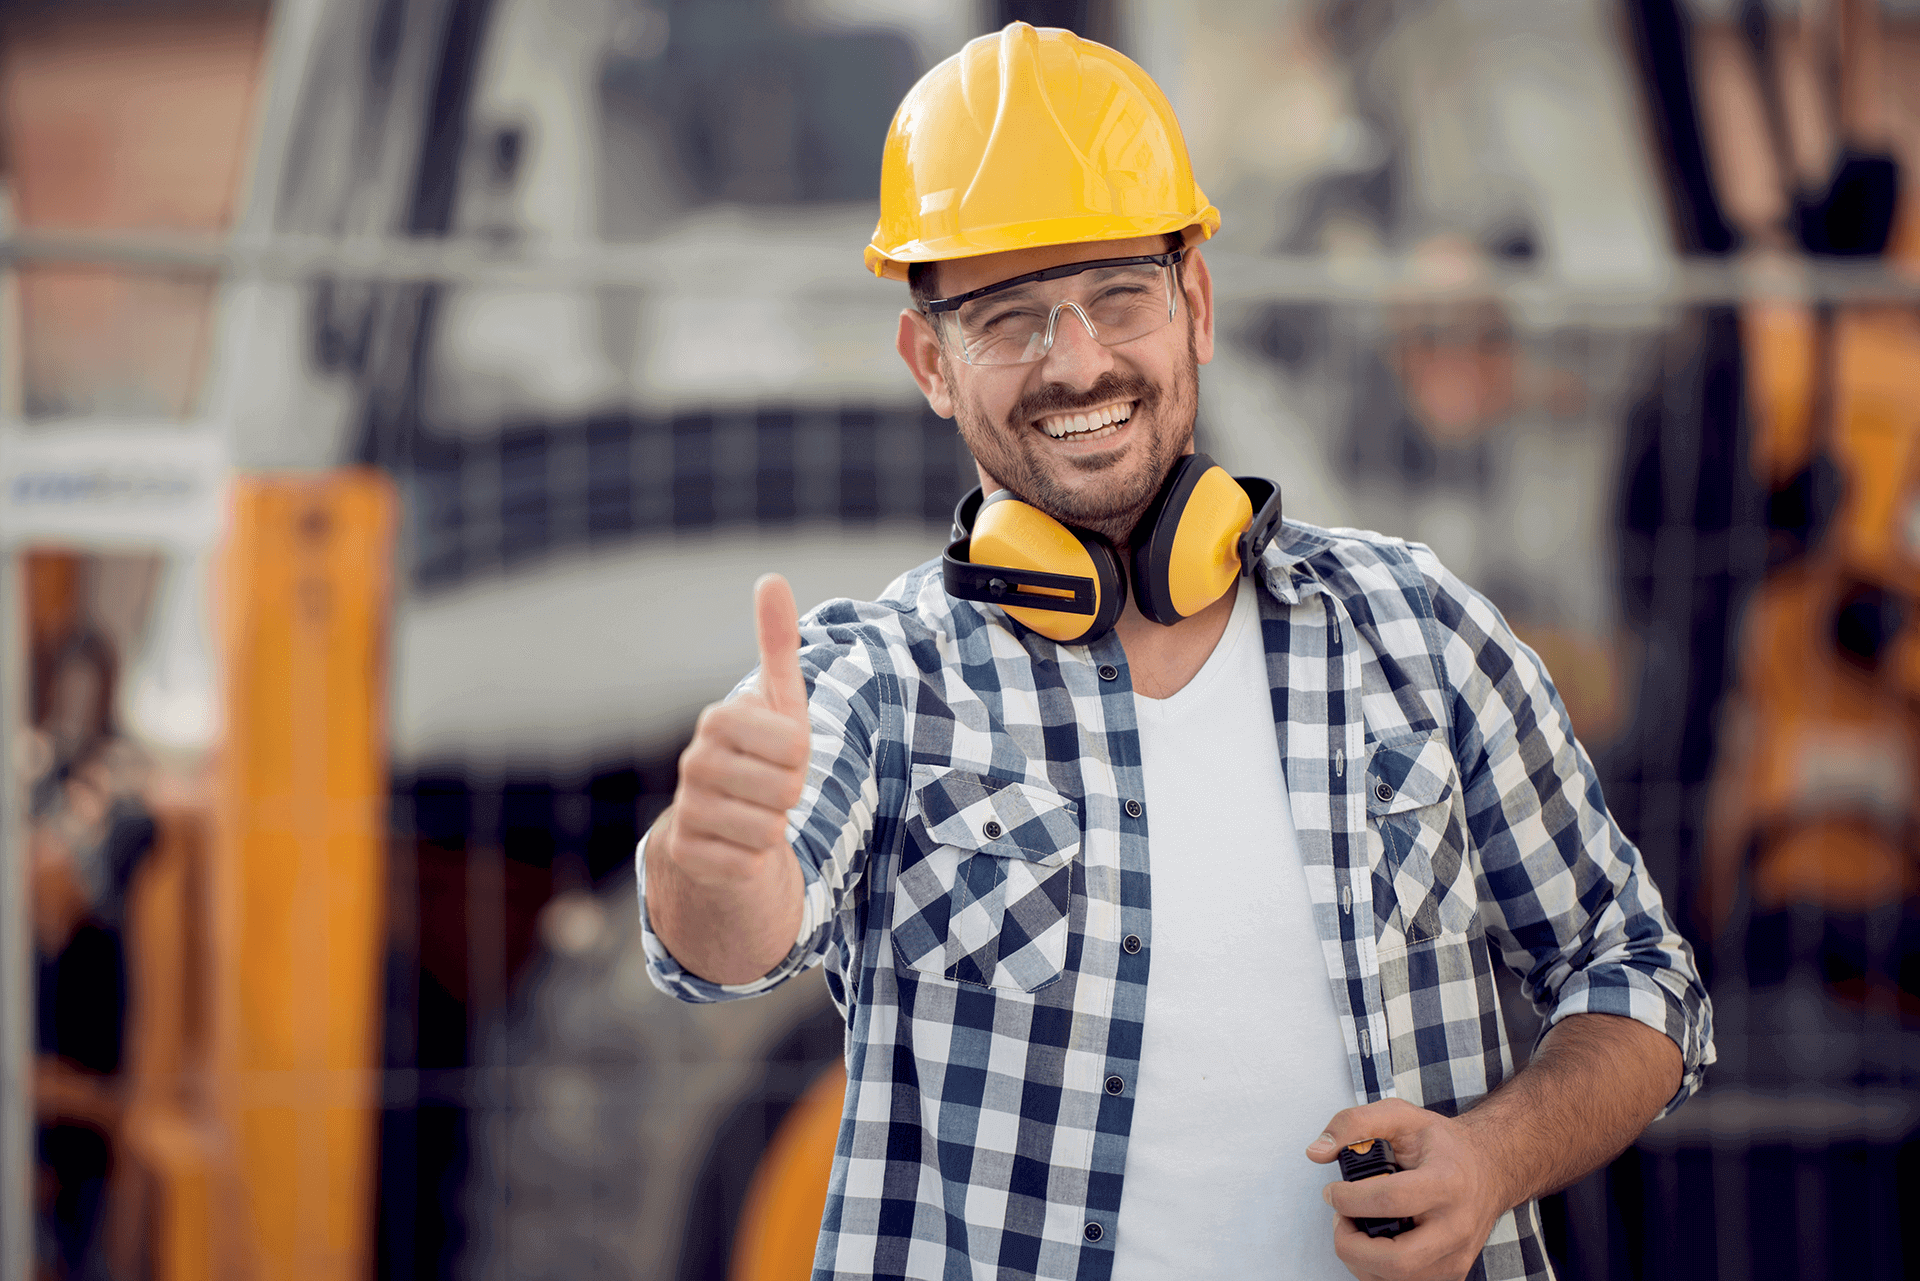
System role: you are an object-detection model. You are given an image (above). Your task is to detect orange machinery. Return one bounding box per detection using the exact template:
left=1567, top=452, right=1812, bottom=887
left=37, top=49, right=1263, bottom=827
left=1706, top=295, right=1920, bottom=937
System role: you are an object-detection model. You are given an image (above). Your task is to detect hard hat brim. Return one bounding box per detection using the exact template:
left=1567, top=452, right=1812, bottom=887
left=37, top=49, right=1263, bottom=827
left=866, top=206, right=1221, bottom=282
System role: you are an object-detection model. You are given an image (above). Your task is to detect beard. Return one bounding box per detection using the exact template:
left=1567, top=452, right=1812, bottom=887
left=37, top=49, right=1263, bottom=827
left=947, top=324, right=1201, bottom=548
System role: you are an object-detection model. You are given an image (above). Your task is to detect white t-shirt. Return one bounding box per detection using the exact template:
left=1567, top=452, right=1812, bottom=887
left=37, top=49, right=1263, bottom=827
left=1110, top=581, right=1359, bottom=1280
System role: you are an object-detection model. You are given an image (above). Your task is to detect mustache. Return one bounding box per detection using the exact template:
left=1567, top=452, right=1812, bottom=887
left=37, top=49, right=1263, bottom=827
left=1013, top=371, right=1158, bottom=425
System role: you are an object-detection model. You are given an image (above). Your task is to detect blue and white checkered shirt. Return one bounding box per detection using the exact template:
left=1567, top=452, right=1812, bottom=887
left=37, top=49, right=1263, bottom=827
left=639, top=520, right=1714, bottom=1281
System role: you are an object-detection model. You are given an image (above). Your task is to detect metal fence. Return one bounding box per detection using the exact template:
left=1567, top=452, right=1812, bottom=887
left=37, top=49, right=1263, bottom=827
left=5, top=225, right=1918, bottom=1278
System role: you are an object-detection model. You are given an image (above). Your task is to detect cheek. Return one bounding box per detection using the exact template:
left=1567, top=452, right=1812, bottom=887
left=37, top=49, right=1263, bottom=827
left=954, top=381, right=1021, bottom=441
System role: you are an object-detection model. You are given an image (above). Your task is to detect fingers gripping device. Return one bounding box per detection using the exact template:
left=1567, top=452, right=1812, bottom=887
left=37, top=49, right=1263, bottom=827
left=1336, top=1138, right=1416, bottom=1240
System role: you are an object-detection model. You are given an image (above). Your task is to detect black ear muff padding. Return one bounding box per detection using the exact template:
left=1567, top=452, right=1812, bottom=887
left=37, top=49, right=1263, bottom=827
left=1056, top=535, right=1128, bottom=644
left=1129, top=457, right=1283, bottom=627
left=1129, top=453, right=1215, bottom=626
left=950, top=487, right=983, bottom=544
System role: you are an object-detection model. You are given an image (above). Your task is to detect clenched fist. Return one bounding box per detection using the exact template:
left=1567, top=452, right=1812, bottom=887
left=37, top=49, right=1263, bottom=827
left=1306, top=1097, right=1513, bottom=1280
left=646, top=573, right=810, bottom=982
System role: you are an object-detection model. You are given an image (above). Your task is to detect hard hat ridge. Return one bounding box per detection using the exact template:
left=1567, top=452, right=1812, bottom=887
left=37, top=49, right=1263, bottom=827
left=865, top=21, right=1220, bottom=280
left=962, top=22, right=1088, bottom=239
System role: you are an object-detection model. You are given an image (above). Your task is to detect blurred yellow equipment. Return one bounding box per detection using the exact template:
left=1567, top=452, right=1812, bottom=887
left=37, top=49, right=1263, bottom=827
left=864, top=21, right=1220, bottom=280
left=730, top=1062, right=847, bottom=1281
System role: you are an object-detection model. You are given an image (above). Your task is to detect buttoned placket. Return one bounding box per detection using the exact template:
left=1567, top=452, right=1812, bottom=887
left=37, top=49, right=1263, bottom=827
left=1339, top=596, right=1394, bottom=1100
left=1281, top=575, right=1393, bottom=1106
left=1083, top=637, right=1146, bottom=1259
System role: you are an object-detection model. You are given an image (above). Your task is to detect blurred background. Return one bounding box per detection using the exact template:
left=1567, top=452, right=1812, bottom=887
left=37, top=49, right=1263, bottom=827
left=0, top=0, right=1916, bottom=1277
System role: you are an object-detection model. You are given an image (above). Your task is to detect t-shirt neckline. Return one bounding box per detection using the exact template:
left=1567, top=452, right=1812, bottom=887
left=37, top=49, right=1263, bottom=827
left=1131, top=580, right=1257, bottom=719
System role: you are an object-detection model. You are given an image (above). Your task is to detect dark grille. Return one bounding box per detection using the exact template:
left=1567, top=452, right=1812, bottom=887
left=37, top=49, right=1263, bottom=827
left=402, top=404, right=969, bottom=591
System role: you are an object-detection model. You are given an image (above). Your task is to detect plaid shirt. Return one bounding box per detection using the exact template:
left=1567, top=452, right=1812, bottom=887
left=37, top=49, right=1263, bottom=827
left=639, top=520, right=1714, bottom=1281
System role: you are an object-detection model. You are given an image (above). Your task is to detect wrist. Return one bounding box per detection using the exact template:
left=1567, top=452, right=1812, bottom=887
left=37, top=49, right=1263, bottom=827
left=1454, top=1101, right=1533, bottom=1214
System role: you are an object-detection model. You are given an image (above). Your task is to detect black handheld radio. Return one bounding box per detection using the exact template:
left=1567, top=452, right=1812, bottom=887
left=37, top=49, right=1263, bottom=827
left=1336, top=1138, right=1416, bottom=1240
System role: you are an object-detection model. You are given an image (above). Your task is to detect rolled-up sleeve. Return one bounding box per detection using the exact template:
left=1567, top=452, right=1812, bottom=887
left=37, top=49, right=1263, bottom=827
left=1415, top=547, right=1715, bottom=1118
left=637, top=603, right=894, bottom=1003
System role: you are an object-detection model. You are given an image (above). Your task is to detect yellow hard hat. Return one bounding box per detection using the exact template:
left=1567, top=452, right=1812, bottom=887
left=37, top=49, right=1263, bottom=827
left=865, top=22, right=1220, bottom=281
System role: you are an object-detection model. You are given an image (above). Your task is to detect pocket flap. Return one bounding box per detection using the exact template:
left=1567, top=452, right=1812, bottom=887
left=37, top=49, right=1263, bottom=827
left=1365, top=731, right=1455, bottom=816
left=909, top=765, right=1080, bottom=865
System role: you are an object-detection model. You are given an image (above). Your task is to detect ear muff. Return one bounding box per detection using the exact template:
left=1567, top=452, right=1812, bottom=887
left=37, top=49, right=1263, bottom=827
left=943, top=489, right=1127, bottom=644
left=1129, top=453, right=1256, bottom=626
left=942, top=462, right=1283, bottom=643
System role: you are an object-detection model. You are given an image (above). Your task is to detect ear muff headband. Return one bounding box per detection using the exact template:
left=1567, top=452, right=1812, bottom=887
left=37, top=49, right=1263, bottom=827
left=1130, top=454, right=1254, bottom=626
left=943, top=491, right=1126, bottom=644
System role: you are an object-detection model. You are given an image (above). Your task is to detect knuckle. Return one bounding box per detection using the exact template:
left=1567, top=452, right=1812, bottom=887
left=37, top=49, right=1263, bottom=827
left=678, top=807, right=723, bottom=843
left=679, top=749, right=721, bottom=787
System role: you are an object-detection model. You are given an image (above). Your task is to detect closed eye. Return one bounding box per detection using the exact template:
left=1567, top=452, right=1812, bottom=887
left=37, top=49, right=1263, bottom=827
left=974, top=306, right=1043, bottom=332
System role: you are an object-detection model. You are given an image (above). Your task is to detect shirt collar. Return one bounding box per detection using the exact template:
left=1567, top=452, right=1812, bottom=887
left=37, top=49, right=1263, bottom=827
left=1256, top=520, right=1331, bottom=605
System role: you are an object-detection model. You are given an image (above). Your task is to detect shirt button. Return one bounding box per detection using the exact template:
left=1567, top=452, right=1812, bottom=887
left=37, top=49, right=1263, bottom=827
left=983, top=820, right=1003, bottom=840
left=1123, top=934, right=1142, bottom=954
left=1104, top=1075, right=1125, bottom=1095
left=1098, top=663, right=1119, bottom=681
left=1375, top=782, right=1394, bottom=803
left=1084, top=1222, right=1104, bottom=1243
left=1125, top=798, right=1143, bottom=819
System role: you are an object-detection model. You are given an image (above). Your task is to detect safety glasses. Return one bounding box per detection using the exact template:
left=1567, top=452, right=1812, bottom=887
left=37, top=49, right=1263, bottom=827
left=922, top=251, right=1184, bottom=367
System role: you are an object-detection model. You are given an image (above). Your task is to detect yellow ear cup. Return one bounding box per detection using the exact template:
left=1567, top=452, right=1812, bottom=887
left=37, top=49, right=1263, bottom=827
left=1164, top=465, right=1253, bottom=618
left=1129, top=453, right=1255, bottom=625
left=971, top=494, right=1115, bottom=643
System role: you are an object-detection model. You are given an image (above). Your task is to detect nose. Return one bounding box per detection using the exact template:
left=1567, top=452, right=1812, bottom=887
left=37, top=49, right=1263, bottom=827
left=1037, top=301, right=1114, bottom=386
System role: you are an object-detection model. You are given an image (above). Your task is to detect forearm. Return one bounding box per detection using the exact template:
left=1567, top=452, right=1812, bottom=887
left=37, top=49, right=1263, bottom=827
left=644, top=804, right=806, bottom=985
left=1458, top=1012, right=1683, bottom=1209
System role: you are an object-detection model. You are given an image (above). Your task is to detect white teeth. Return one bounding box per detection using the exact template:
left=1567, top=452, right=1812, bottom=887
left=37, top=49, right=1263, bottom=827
left=1042, top=401, right=1135, bottom=438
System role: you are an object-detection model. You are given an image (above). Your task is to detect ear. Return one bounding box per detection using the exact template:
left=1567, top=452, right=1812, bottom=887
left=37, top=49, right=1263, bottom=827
left=1182, top=246, right=1216, bottom=367
left=896, top=309, right=956, bottom=418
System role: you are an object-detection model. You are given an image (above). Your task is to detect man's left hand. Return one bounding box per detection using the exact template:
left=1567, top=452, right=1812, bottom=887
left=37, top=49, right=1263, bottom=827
left=1306, top=1097, right=1519, bottom=1281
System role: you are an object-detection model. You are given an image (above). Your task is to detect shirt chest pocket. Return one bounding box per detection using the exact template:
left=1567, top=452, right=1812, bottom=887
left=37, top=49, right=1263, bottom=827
left=1365, top=730, right=1477, bottom=946
left=890, top=764, right=1080, bottom=993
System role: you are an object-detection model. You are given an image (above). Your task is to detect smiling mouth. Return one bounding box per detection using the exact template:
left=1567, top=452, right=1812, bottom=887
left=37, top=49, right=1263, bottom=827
left=1037, top=400, right=1136, bottom=441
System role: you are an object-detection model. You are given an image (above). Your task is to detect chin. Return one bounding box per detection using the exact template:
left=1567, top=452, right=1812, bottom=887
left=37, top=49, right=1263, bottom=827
left=1032, top=451, right=1178, bottom=541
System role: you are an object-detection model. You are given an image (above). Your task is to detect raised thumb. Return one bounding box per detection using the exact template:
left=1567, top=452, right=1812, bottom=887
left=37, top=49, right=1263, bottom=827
left=752, top=573, right=807, bottom=718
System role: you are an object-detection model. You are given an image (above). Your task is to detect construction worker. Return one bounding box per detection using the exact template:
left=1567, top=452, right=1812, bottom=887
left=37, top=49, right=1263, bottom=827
left=640, top=23, right=1712, bottom=1281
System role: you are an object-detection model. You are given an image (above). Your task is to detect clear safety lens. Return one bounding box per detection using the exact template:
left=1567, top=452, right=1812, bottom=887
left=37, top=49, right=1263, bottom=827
left=941, top=261, right=1178, bottom=367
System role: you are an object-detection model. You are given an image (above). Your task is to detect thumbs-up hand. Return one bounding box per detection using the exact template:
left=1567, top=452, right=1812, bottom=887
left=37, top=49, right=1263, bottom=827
left=662, top=574, right=814, bottom=888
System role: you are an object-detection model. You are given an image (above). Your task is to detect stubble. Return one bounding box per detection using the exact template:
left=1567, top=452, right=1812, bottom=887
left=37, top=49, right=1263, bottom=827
left=946, top=324, right=1201, bottom=548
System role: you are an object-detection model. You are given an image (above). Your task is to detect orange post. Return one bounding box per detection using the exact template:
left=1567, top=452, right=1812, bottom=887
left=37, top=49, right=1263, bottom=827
left=214, top=471, right=396, bottom=1280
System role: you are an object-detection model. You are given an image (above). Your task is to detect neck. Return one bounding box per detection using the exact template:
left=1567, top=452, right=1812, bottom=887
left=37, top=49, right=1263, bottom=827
left=1115, top=577, right=1239, bottom=700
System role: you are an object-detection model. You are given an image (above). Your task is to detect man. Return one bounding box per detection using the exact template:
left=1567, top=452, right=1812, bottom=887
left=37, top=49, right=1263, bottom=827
left=640, top=22, right=1712, bottom=1281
